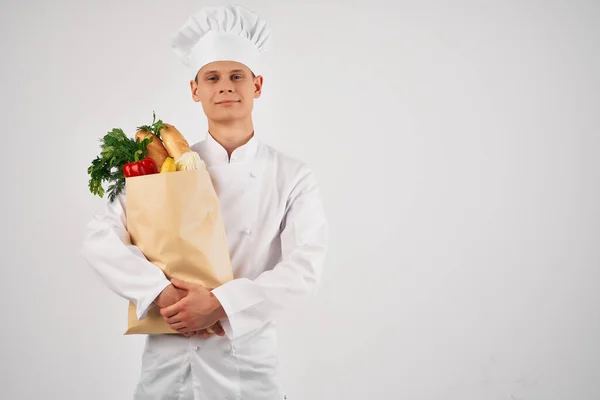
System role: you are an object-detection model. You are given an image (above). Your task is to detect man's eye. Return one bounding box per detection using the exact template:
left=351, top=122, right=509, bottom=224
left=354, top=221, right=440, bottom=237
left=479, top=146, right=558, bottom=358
left=232, top=75, right=242, bottom=80
left=207, top=76, right=218, bottom=81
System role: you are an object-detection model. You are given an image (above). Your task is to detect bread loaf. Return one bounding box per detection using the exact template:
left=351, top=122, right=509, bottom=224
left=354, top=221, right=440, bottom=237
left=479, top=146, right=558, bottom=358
left=135, top=130, right=169, bottom=169
left=159, top=124, right=191, bottom=160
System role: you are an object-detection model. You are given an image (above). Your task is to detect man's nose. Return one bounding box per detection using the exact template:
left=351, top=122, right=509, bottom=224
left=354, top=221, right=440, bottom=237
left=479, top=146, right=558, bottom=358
left=218, top=81, right=234, bottom=93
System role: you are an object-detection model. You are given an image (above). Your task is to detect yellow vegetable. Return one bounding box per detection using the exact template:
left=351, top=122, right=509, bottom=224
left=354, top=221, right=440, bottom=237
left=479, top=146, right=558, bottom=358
left=160, top=157, right=176, bottom=173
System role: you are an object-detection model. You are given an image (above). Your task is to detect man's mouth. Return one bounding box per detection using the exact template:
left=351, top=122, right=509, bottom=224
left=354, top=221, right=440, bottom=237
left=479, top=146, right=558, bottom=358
left=216, top=100, right=240, bottom=104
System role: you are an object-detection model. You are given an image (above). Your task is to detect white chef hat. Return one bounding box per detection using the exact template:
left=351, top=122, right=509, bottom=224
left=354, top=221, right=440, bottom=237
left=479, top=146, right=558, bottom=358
left=171, top=4, right=271, bottom=77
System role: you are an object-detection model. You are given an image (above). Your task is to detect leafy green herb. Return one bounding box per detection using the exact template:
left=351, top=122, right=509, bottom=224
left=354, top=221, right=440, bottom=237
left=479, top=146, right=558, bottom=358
left=137, top=111, right=165, bottom=139
left=87, top=128, right=151, bottom=202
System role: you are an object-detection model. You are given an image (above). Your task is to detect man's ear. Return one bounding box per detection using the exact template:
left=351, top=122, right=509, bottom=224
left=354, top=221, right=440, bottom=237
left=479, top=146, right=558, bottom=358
left=190, top=79, right=201, bottom=102
left=254, top=75, right=264, bottom=99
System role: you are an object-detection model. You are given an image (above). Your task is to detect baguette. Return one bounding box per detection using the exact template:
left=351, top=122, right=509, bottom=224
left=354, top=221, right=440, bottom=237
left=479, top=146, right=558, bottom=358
left=159, top=123, right=191, bottom=160
left=135, top=130, right=169, bottom=169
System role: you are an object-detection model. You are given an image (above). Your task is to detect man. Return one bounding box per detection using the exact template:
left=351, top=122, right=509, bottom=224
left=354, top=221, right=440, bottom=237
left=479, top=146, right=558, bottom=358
left=80, top=4, right=329, bottom=400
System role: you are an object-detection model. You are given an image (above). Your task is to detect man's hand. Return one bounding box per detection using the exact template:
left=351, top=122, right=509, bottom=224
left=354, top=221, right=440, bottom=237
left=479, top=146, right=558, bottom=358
left=153, top=284, right=186, bottom=309
left=154, top=284, right=196, bottom=337
left=195, top=321, right=226, bottom=338
left=153, top=284, right=223, bottom=338
left=160, top=279, right=227, bottom=335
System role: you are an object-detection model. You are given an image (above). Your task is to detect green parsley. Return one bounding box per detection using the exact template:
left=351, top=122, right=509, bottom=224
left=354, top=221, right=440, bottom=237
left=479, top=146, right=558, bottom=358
left=87, top=128, right=151, bottom=202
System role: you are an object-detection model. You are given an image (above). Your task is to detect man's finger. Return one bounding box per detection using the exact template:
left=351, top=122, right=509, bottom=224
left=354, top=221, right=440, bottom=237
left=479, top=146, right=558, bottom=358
left=161, top=301, right=184, bottom=318
left=212, top=323, right=225, bottom=336
left=171, top=279, right=196, bottom=291
left=165, top=313, right=183, bottom=325
left=170, top=322, right=187, bottom=331
left=200, top=330, right=212, bottom=339
left=179, top=326, right=196, bottom=334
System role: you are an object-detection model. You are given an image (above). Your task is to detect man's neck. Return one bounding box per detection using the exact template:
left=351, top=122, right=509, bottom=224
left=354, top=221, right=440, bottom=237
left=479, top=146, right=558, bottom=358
left=207, top=118, right=255, bottom=158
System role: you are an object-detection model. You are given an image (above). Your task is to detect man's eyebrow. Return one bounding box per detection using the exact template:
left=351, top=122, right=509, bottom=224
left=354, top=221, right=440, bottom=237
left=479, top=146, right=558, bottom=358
left=202, top=69, right=246, bottom=75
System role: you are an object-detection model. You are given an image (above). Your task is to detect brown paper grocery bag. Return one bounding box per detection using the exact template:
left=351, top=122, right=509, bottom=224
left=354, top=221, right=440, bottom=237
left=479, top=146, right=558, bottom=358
left=123, top=167, right=233, bottom=335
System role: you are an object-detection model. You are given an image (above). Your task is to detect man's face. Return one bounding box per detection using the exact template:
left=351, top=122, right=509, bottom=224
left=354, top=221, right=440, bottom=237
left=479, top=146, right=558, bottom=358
left=190, top=61, right=263, bottom=124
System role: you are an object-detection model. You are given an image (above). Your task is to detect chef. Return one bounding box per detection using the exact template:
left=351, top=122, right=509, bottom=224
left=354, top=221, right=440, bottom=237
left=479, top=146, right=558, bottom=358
left=80, top=4, right=329, bottom=400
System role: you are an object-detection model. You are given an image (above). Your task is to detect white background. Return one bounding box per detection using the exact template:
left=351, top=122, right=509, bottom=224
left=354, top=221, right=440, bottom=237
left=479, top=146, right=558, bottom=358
left=1, top=0, right=599, bottom=399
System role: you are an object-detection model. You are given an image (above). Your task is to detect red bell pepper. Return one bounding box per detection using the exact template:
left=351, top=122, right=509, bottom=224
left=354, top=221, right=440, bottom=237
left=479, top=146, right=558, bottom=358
left=123, top=157, right=158, bottom=177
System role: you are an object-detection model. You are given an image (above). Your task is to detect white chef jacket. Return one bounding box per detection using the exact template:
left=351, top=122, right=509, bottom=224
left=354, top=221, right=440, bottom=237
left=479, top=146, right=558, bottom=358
left=80, top=132, right=329, bottom=400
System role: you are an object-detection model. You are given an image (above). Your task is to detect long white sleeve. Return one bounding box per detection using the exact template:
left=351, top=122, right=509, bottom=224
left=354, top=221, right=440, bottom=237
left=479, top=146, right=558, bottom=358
left=211, top=166, right=329, bottom=339
left=80, top=194, right=171, bottom=320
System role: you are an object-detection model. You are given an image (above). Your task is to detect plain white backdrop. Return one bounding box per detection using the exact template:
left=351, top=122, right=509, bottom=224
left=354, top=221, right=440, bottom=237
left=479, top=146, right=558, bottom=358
left=1, top=0, right=599, bottom=399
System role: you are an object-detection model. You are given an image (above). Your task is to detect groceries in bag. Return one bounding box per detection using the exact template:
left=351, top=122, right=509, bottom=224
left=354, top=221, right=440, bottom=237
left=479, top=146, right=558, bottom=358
left=86, top=113, right=232, bottom=335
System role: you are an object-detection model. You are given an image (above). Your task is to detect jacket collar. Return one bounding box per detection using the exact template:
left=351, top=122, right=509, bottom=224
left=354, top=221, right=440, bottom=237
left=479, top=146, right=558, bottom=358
left=195, top=131, right=259, bottom=166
